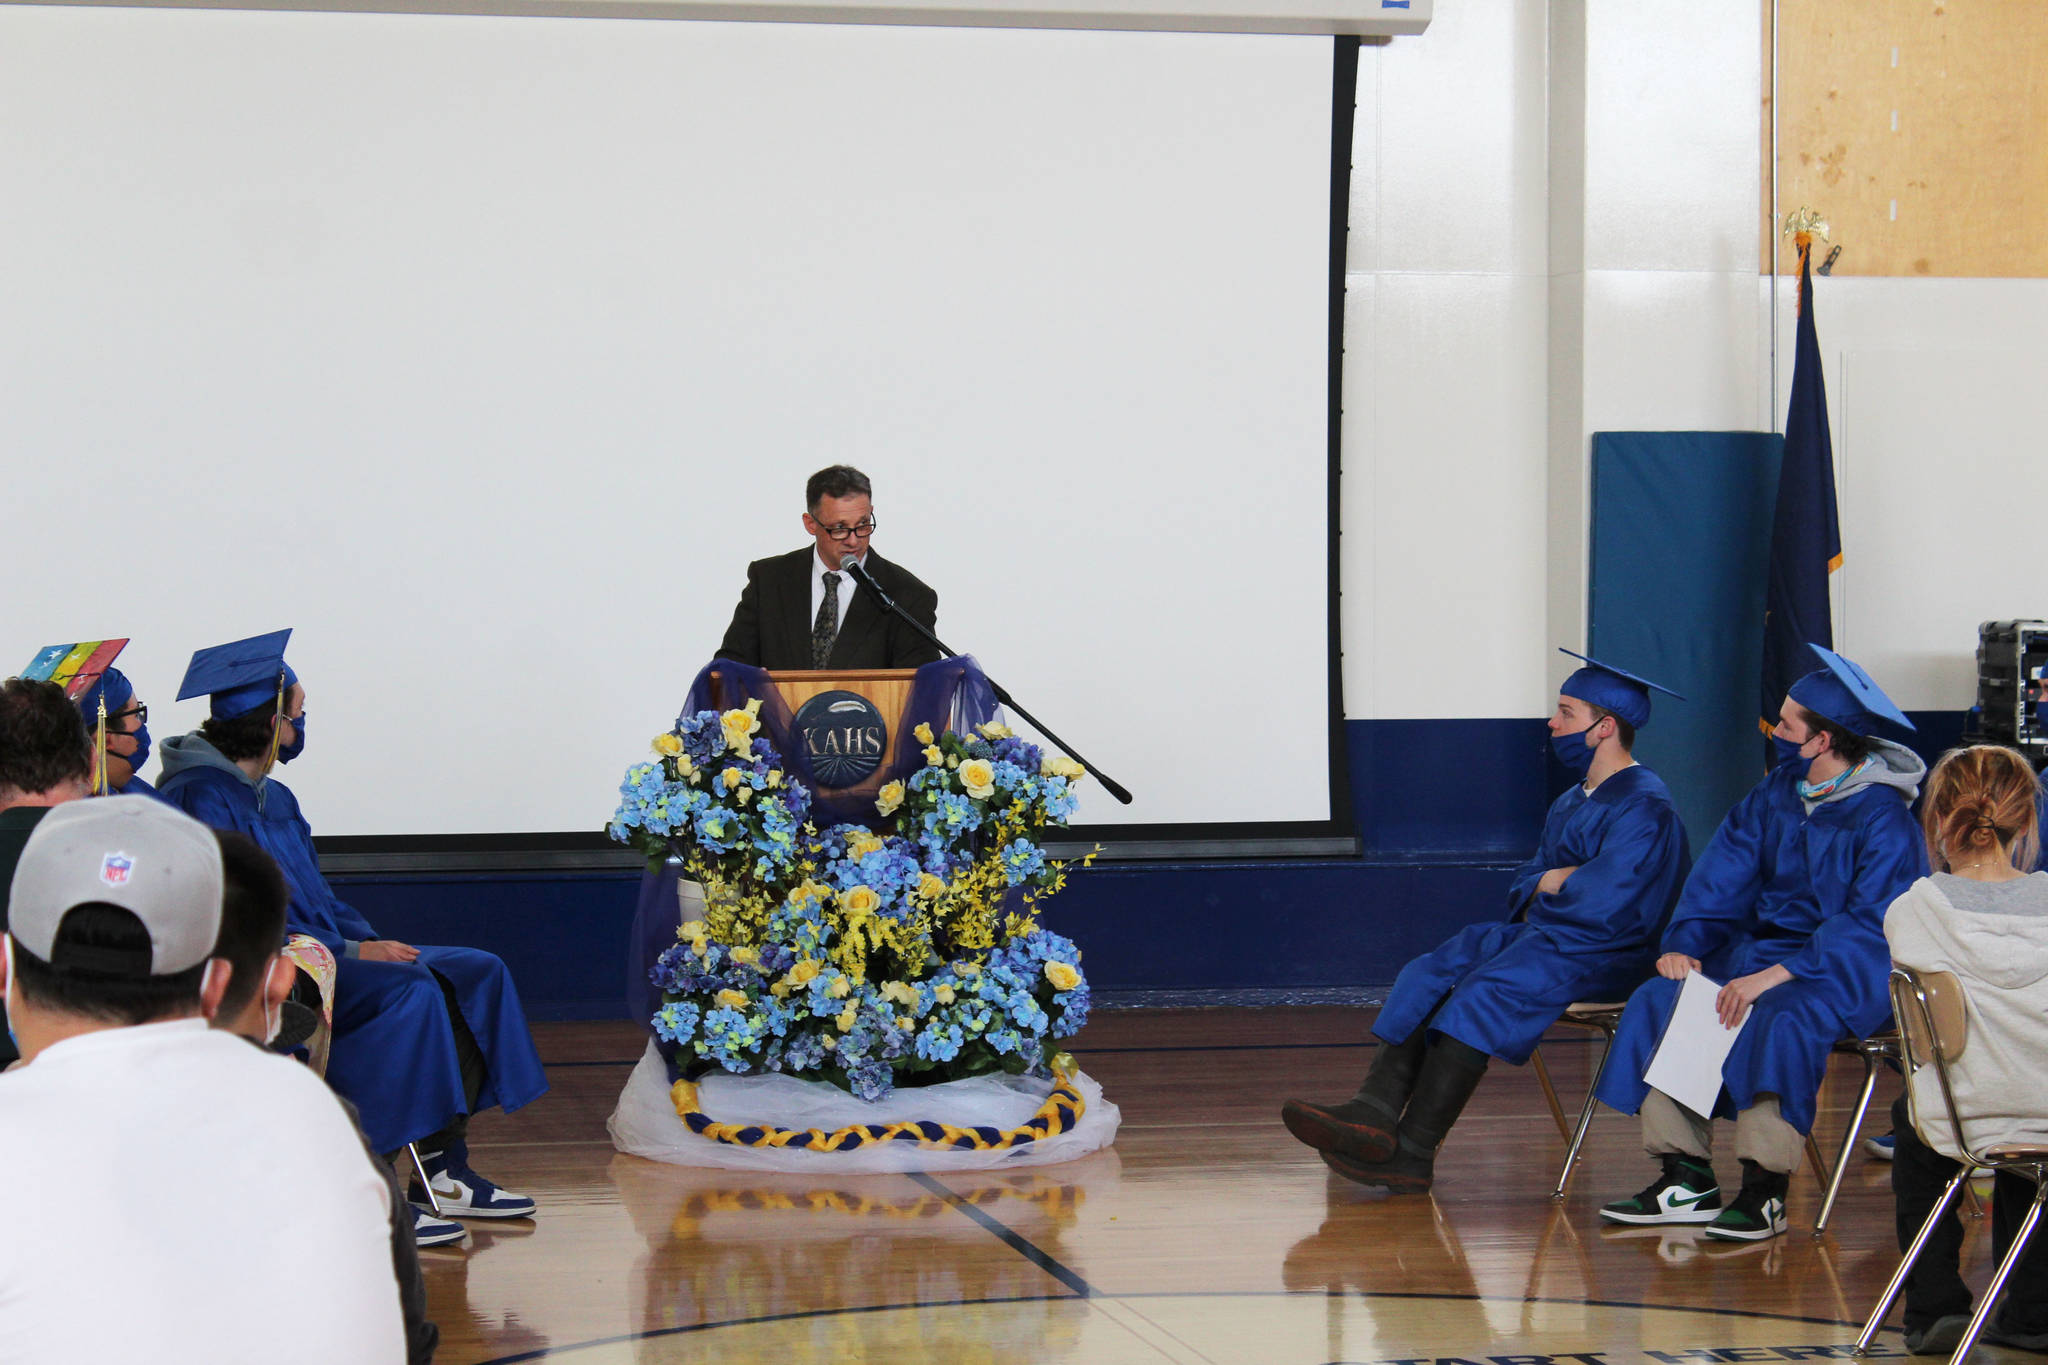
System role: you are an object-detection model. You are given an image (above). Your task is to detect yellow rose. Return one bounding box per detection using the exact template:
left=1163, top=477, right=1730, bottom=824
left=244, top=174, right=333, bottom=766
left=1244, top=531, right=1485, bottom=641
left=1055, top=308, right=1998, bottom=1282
left=826, top=975, right=852, bottom=999
left=653, top=732, right=684, bottom=757
left=846, top=831, right=885, bottom=860
left=875, top=780, right=905, bottom=817
left=880, top=980, right=917, bottom=1006
left=896, top=1016, right=915, bottom=1031
left=765, top=769, right=784, bottom=789
left=933, top=983, right=956, bottom=1004
left=733, top=786, right=754, bottom=806
left=836, top=1006, right=858, bottom=1032
left=676, top=755, right=697, bottom=779
left=914, top=722, right=935, bottom=745
left=788, top=958, right=822, bottom=986
left=677, top=920, right=707, bottom=940
left=1041, top=755, right=1087, bottom=781
left=1044, top=961, right=1081, bottom=991
left=923, top=744, right=944, bottom=766
left=720, top=707, right=760, bottom=754
left=729, top=946, right=759, bottom=969
left=916, top=872, right=948, bottom=901
left=958, top=758, right=996, bottom=800
left=715, top=988, right=749, bottom=1009
left=955, top=962, right=981, bottom=976
left=721, top=765, right=749, bottom=789
left=840, top=885, right=881, bottom=916
left=947, top=755, right=959, bottom=769
left=977, top=722, right=1013, bottom=740
left=770, top=981, right=791, bottom=998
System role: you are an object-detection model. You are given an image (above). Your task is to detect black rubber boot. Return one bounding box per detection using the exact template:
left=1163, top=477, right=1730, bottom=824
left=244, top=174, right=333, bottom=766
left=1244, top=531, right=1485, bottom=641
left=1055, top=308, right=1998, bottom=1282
left=1323, top=1038, right=1489, bottom=1194
left=1281, top=1028, right=1428, bottom=1162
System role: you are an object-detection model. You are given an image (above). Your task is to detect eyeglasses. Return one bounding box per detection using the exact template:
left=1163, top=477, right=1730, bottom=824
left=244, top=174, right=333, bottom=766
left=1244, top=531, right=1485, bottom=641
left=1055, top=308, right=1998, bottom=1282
left=105, top=704, right=148, bottom=727
left=819, top=517, right=877, bottom=542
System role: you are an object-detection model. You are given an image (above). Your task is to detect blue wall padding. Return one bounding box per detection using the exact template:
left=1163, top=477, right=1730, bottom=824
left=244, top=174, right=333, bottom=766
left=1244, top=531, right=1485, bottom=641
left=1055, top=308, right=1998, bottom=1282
left=343, top=712, right=2030, bottom=1020
left=336, top=717, right=1553, bottom=1018
left=1588, top=431, right=1783, bottom=851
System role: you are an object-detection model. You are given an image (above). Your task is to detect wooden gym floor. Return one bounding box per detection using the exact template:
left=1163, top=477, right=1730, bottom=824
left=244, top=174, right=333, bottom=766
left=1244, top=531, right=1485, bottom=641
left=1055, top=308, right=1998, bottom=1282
left=428, top=1007, right=2015, bottom=1364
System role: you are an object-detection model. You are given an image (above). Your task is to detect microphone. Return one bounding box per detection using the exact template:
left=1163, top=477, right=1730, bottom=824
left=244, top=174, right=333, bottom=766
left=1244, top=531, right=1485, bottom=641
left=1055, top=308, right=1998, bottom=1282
left=840, top=555, right=895, bottom=610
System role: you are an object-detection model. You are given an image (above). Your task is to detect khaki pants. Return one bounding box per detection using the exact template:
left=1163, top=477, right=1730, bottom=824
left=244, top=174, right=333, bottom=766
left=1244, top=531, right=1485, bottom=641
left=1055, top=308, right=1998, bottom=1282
left=1641, top=1087, right=1804, bottom=1175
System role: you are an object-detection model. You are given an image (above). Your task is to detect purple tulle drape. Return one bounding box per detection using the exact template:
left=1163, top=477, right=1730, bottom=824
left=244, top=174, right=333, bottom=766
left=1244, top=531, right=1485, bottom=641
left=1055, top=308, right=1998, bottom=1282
left=624, top=656, right=1002, bottom=1023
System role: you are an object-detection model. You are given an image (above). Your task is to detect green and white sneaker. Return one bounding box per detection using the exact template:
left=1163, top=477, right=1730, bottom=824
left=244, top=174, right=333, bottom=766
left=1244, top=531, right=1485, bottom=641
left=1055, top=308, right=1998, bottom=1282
left=1600, top=1155, right=1722, bottom=1225
left=1702, top=1160, right=1789, bottom=1242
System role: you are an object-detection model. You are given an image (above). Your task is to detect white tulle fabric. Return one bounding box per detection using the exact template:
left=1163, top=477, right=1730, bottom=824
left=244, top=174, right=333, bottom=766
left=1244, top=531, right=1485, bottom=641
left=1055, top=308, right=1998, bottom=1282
left=607, top=1040, right=1120, bottom=1172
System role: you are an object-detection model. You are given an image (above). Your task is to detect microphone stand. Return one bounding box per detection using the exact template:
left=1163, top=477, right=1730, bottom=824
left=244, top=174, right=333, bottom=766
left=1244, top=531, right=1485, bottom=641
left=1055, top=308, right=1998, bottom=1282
left=841, top=560, right=1133, bottom=805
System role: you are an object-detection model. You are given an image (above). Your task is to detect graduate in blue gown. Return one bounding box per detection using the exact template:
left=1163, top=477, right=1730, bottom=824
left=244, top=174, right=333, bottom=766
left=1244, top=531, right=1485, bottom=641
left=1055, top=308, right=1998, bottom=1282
left=1283, top=651, right=1692, bottom=1193
left=1595, top=644, right=1927, bottom=1243
left=156, top=631, right=548, bottom=1245
left=75, top=666, right=160, bottom=799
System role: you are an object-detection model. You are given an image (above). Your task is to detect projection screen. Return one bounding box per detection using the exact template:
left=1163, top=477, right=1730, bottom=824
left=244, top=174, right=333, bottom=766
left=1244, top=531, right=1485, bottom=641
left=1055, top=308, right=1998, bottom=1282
left=3, top=4, right=1338, bottom=844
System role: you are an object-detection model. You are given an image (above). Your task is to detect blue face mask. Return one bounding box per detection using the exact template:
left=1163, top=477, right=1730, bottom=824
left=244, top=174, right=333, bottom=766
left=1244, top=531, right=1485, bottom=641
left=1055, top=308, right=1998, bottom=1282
left=1550, top=724, right=1598, bottom=776
left=122, top=722, right=153, bottom=780
left=277, top=711, right=306, bottom=764
left=1771, top=732, right=1812, bottom=777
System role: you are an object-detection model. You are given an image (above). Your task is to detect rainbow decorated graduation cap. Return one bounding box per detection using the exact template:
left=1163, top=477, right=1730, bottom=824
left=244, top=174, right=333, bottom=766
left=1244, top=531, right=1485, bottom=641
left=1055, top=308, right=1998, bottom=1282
left=177, top=628, right=296, bottom=720
left=21, top=639, right=130, bottom=703
left=1558, top=648, right=1686, bottom=730
left=1788, top=642, right=1914, bottom=736
left=22, top=639, right=133, bottom=795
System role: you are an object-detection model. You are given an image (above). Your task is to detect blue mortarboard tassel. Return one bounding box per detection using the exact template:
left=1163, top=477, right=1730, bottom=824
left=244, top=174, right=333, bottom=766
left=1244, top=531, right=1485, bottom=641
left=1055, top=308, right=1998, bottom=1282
left=1556, top=648, right=1686, bottom=731
left=177, top=629, right=296, bottom=720
left=1788, top=642, right=1913, bottom=736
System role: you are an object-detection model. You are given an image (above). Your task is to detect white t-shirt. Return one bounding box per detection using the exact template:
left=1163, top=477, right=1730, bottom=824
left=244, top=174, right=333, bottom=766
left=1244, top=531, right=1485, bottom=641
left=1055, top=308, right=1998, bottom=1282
left=0, top=1018, right=404, bottom=1364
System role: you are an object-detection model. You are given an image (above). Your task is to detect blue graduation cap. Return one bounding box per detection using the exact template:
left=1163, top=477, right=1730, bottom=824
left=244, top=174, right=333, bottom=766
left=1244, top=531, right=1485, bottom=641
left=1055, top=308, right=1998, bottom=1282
left=1557, top=648, right=1686, bottom=730
left=1788, top=642, right=1914, bottom=736
left=176, top=629, right=296, bottom=720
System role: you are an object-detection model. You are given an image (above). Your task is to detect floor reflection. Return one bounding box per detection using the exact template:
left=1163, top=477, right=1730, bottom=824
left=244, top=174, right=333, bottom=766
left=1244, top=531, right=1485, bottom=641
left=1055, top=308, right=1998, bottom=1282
left=609, top=1151, right=1120, bottom=1362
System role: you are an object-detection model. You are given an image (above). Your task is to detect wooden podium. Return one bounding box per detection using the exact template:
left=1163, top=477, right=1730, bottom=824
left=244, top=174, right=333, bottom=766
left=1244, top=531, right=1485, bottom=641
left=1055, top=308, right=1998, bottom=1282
left=709, top=666, right=920, bottom=806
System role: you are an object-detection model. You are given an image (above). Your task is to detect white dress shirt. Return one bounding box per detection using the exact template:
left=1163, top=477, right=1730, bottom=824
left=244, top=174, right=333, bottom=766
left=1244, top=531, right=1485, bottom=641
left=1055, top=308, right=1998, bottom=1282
left=810, top=547, right=864, bottom=638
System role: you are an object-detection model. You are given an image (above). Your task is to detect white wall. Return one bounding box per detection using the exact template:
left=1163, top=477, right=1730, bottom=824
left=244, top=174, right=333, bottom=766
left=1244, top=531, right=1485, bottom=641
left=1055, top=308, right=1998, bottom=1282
left=1344, top=0, right=2031, bottom=725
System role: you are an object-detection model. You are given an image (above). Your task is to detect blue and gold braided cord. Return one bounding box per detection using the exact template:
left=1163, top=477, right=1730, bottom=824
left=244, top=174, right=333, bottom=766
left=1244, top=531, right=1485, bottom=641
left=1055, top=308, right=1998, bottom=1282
left=671, top=1062, right=1085, bottom=1153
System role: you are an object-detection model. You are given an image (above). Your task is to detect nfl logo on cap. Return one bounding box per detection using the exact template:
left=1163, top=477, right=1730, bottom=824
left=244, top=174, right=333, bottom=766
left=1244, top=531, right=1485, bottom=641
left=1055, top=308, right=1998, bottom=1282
left=100, top=852, right=135, bottom=887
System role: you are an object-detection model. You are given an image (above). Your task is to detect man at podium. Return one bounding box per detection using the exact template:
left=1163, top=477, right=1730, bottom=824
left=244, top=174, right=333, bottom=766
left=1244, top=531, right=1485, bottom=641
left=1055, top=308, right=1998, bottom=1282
left=718, top=465, right=941, bottom=670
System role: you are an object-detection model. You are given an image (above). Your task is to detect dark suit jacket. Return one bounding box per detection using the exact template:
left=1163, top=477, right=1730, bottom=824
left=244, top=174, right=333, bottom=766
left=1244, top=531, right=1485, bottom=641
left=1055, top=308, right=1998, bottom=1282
left=717, top=547, right=942, bottom=670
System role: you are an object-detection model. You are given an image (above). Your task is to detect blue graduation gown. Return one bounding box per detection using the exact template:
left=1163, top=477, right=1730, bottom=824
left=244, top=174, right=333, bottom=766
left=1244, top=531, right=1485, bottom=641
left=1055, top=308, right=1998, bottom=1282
left=1373, top=765, right=1692, bottom=1065
left=1593, top=760, right=1926, bottom=1135
left=159, top=764, right=549, bottom=1152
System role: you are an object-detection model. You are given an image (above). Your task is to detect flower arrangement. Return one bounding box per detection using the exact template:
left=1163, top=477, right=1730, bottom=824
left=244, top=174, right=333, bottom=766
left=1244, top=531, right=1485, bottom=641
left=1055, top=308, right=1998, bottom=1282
left=609, top=706, right=1095, bottom=1101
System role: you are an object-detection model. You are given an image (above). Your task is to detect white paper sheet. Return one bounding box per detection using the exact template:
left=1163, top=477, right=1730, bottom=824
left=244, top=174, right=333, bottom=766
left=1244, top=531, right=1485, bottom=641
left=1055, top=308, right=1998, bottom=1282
left=1642, top=972, right=1749, bottom=1119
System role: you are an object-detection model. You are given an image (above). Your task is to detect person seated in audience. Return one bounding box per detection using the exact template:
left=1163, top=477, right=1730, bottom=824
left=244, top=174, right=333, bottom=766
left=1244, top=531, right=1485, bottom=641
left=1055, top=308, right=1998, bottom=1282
left=0, top=797, right=403, bottom=1361
left=1883, top=744, right=2048, bottom=1356
left=76, top=664, right=159, bottom=798
left=0, top=677, right=95, bottom=1068
left=1281, top=651, right=1692, bottom=1193
left=156, top=630, right=548, bottom=1244
left=1596, top=644, right=1926, bottom=1242
left=207, top=827, right=446, bottom=1354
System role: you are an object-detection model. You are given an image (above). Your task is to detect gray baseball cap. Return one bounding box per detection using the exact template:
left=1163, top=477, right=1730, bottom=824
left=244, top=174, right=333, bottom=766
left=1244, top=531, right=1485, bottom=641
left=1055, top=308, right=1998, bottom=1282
left=9, top=796, right=223, bottom=976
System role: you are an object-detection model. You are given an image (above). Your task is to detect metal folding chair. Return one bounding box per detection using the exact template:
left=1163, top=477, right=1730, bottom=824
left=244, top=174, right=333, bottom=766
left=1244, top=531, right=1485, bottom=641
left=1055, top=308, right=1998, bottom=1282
left=1805, top=1030, right=1899, bottom=1235
left=1851, top=966, right=2048, bottom=1365
left=1531, top=1001, right=1628, bottom=1200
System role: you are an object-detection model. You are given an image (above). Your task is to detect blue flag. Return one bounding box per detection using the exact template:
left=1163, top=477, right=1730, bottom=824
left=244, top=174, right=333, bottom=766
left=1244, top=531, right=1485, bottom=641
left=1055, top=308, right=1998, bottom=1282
left=1761, top=243, right=1841, bottom=752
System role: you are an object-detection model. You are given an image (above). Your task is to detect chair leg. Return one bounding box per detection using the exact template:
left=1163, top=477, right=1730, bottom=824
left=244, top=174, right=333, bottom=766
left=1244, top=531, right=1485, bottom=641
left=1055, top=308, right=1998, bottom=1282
left=408, top=1142, right=443, bottom=1216
left=1852, top=1172, right=1970, bottom=1355
left=1552, top=1028, right=1616, bottom=1201
left=1533, top=1046, right=1572, bottom=1143
left=1946, top=1180, right=2048, bottom=1365
left=1815, top=1050, right=1883, bottom=1236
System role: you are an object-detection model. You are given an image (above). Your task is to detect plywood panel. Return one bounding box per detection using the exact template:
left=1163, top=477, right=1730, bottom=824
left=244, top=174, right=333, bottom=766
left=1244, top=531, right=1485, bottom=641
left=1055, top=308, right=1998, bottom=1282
left=1767, top=0, right=2048, bottom=277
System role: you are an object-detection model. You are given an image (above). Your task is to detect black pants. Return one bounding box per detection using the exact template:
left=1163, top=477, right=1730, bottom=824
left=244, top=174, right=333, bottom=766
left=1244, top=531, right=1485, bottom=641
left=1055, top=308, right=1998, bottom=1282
left=422, top=969, right=488, bottom=1152
left=1891, top=1094, right=2048, bottom=1335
